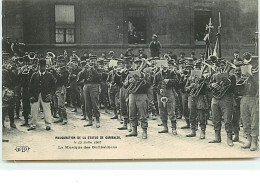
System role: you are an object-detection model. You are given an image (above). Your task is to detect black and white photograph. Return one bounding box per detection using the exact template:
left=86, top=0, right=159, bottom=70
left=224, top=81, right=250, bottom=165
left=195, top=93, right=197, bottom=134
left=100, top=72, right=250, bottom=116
left=1, top=0, right=259, bottom=160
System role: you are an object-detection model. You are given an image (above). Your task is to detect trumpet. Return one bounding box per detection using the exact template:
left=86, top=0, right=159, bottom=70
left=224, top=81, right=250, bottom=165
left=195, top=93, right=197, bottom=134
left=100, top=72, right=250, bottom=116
left=160, top=96, right=168, bottom=108
left=46, top=51, right=56, bottom=59
left=28, top=52, right=36, bottom=60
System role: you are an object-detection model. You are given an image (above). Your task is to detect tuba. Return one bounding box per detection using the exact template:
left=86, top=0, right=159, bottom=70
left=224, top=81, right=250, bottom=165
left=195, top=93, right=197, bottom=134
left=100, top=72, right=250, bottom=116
left=212, top=72, right=231, bottom=99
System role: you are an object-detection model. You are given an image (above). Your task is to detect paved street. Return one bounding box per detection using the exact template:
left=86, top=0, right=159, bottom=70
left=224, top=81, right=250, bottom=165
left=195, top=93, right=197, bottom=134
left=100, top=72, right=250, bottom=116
left=2, top=107, right=259, bottom=160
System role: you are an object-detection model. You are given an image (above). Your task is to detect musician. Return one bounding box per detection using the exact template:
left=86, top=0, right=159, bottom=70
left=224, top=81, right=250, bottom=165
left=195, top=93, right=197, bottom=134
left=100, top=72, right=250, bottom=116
left=124, top=59, right=151, bottom=139
left=149, top=34, right=161, bottom=58
left=191, top=52, right=197, bottom=61
left=98, top=59, right=110, bottom=114
left=232, top=67, right=242, bottom=142
left=178, top=52, right=185, bottom=64
left=11, top=38, right=20, bottom=55
left=68, top=61, right=80, bottom=112
left=28, top=58, right=56, bottom=131
left=18, top=64, right=34, bottom=126
left=77, top=55, right=101, bottom=128
left=53, top=63, right=69, bottom=125
left=153, top=60, right=179, bottom=135
left=108, top=51, right=116, bottom=59
left=77, top=61, right=87, bottom=120
left=240, top=56, right=259, bottom=151
left=81, top=52, right=89, bottom=61
left=2, top=66, right=16, bottom=128
left=179, top=64, right=193, bottom=129
left=185, top=62, right=209, bottom=139
left=70, top=51, right=80, bottom=62
left=118, top=57, right=133, bottom=131
left=232, top=51, right=242, bottom=63
left=208, top=59, right=236, bottom=146
left=138, top=48, right=147, bottom=59
left=125, top=48, right=134, bottom=58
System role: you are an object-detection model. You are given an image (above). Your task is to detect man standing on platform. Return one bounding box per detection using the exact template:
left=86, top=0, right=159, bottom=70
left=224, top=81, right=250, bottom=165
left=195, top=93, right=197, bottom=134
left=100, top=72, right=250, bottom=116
left=28, top=59, right=56, bottom=131
left=149, top=34, right=161, bottom=58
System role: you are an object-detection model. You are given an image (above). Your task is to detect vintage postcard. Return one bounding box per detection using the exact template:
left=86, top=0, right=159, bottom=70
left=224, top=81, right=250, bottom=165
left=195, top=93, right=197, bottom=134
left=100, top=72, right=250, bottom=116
left=1, top=0, right=259, bottom=160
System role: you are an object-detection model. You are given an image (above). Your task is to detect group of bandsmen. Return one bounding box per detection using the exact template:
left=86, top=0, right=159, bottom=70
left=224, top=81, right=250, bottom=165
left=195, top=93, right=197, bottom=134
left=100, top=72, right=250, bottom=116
left=2, top=35, right=259, bottom=151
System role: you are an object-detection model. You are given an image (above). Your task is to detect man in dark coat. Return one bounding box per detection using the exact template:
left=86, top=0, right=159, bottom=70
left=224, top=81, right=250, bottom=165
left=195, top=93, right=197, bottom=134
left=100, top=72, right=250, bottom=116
left=149, top=34, right=161, bottom=58
left=28, top=58, right=56, bottom=131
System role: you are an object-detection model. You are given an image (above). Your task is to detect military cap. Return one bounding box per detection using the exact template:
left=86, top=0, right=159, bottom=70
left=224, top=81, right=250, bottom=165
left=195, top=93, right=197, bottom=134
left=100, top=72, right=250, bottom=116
left=154, top=57, right=160, bottom=60
left=191, top=52, right=195, bottom=55
left=123, top=56, right=132, bottom=61
left=152, top=34, right=158, bottom=38
left=108, top=51, right=114, bottom=55
left=139, top=48, right=144, bottom=52
left=180, top=52, right=185, bottom=55
left=89, top=55, right=97, bottom=60
left=134, top=58, right=142, bottom=63
left=234, top=51, right=239, bottom=54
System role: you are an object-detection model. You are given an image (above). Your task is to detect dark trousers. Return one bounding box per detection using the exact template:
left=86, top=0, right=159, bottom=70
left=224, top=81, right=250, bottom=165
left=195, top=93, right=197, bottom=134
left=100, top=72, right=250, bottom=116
left=129, top=93, right=148, bottom=129
left=211, top=94, right=233, bottom=132
left=83, top=83, right=100, bottom=118
left=2, top=100, right=15, bottom=125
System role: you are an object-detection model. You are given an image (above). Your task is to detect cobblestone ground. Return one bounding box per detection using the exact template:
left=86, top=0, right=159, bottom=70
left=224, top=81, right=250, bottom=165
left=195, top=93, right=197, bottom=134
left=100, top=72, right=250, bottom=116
left=2, top=107, right=259, bottom=160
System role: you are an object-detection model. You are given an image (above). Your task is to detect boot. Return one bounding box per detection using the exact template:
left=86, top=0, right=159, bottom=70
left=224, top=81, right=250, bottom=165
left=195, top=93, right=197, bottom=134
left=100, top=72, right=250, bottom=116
left=54, top=118, right=63, bottom=123
left=227, top=132, right=234, bottom=146
left=142, top=128, right=147, bottom=139
left=186, top=129, right=196, bottom=137
left=242, top=135, right=252, bottom=149
left=110, top=109, right=118, bottom=119
left=209, top=130, right=221, bottom=143
left=118, top=118, right=128, bottom=130
left=151, top=114, right=157, bottom=120
left=71, top=108, right=77, bottom=112
left=10, top=122, right=16, bottom=129
left=21, top=118, right=29, bottom=127
left=96, top=117, right=100, bottom=128
left=172, top=128, right=178, bottom=135
left=181, top=119, right=190, bottom=129
left=233, top=131, right=239, bottom=142
left=250, top=136, right=258, bottom=151
left=84, top=117, right=93, bottom=127
left=158, top=122, right=168, bottom=133
left=62, top=119, right=68, bottom=125
left=200, top=130, right=206, bottom=139
left=171, top=121, right=177, bottom=135
left=126, top=126, right=137, bottom=137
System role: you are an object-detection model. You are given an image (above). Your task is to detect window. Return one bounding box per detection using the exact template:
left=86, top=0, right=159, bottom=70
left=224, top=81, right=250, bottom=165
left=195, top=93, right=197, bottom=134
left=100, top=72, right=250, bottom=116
left=127, top=7, right=146, bottom=44
left=157, top=6, right=168, bottom=35
left=194, top=11, right=212, bottom=41
left=55, top=5, right=75, bottom=43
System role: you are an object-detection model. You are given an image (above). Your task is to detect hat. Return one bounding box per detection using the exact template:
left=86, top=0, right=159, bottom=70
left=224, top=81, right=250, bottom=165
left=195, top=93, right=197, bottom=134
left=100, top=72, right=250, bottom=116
left=80, top=61, right=87, bottom=66
left=38, top=58, right=46, bottom=66
left=180, top=52, right=185, bottom=55
left=72, top=51, right=76, bottom=53
left=152, top=34, right=158, bottom=38
left=234, top=51, right=239, bottom=54
left=134, top=59, right=142, bottom=63
left=108, top=51, right=114, bottom=55
left=191, top=52, right=195, bottom=55
left=89, top=55, right=97, bottom=60
left=138, top=48, right=144, bottom=52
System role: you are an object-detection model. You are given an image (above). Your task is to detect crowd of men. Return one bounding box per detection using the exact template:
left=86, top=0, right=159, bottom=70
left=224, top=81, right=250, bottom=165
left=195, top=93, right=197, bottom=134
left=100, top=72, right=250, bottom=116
left=2, top=34, right=259, bottom=151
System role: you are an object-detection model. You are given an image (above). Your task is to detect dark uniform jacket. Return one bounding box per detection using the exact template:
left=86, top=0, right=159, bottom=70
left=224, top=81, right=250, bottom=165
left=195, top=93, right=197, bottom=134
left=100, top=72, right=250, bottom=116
left=153, top=69, right=179, bottom=94
left=149, top=40, right=161, bottom=57
left=29, top=71, right=56, bottom=103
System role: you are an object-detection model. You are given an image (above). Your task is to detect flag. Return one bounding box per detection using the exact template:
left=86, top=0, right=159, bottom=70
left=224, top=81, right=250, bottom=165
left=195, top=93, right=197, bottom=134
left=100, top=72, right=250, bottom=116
left=204, top=33, right=212, bottom=59
left=213, top=33, right=220, bottom=58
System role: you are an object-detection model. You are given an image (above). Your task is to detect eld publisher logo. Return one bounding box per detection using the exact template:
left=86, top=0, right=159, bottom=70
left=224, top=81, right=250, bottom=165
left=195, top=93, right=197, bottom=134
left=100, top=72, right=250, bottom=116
left=15, top=146, right=30, bottom=152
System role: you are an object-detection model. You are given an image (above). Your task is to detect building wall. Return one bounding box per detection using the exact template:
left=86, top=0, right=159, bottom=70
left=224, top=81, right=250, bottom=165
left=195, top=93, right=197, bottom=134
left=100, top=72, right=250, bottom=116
left=2, top=0, right=258, bottom=58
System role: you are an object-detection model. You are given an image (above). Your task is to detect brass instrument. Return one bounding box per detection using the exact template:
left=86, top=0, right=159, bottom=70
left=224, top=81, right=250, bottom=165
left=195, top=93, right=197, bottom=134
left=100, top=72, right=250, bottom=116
left=189, top=78, right=206, bottom=97
left=159, top=79, right=168, bottom=108
left=46, top=51, right=56, bottom=59
left=126, top=59, right=149, bottom=93
left=28, top=52, right=36, bottom=60
left=212, top=73, right=231, bottom=99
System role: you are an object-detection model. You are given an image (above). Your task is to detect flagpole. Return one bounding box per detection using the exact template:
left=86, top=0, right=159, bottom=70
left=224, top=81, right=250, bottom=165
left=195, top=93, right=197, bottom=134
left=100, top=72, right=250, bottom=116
left=218, top=12, right=222, bottom=58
